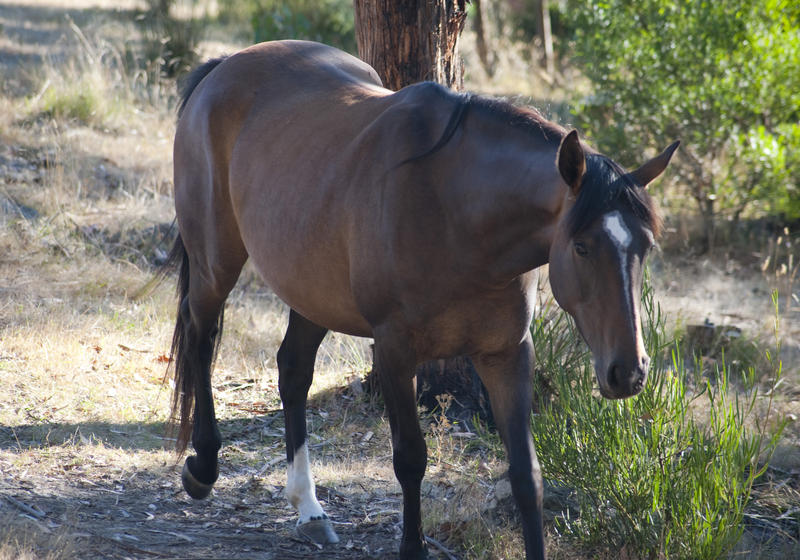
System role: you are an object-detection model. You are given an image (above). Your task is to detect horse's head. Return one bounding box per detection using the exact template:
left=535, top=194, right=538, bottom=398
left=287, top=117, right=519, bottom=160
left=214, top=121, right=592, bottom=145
left=548, top=131, right=679, bottom=399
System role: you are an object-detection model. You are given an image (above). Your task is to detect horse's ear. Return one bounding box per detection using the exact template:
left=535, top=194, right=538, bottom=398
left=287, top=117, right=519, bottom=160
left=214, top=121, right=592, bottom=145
left=557, top=130, right=585, bottom=195
left=631, top=140, right=680, bottom=187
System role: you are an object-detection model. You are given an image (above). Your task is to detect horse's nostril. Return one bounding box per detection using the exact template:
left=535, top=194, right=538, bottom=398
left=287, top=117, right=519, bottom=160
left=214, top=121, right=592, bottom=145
left=607, top=362, right=648, bottom=396
left=607, top=363, right=620, bottom=388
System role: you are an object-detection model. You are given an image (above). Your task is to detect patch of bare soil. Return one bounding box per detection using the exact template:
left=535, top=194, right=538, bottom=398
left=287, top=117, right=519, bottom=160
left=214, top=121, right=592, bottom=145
left=0, top=413, right=410, bottom=560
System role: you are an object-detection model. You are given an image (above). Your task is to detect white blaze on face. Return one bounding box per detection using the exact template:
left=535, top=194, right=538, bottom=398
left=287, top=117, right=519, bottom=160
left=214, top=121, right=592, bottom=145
left=602, top=211, right=633, bottom=318
left=285, top=442, right=326, bottom=524
left=603, top=210, right=632, bottom=250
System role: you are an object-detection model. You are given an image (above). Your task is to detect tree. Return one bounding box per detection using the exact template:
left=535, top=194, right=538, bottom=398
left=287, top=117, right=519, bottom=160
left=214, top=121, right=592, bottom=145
left=353, top=0, right=468, bottom=90
left=564, top=0, right=800, bottom=250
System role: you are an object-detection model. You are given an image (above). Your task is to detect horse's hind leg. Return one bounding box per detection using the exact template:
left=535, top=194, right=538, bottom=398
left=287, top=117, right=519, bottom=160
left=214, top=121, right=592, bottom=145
left=277, top=310, right=337, bottom=544
left=179, top=293, right=225, bottom=497
left=171, top=227, right=247, bottom=499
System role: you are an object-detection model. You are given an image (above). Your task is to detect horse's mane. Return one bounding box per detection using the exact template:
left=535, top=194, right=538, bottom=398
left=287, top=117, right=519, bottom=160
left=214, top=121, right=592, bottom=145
left=567, top=155, right=662, bottom=238
left=469, top=95, right=567, bottom=142
left=399, top=86, right=565, bottom=166
left=404, top=87, right=661, bottom=237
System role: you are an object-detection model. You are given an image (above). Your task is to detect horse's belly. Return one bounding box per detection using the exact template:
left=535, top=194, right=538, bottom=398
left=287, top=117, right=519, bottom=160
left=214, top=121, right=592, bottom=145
left=251, top=258, right=373, bottom=338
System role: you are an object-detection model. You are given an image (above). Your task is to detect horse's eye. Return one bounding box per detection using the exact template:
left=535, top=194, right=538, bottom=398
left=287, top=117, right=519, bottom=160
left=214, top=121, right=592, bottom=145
left=574, top=241, right=589, bottom=257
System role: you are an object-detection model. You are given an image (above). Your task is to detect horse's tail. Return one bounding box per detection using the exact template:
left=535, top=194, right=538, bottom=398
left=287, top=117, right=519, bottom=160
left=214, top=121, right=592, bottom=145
left=163, top=234, right=192, bottom=454
left=178, top=55, right=229, bottom=118
left=163, top=235, right=225, bottom=455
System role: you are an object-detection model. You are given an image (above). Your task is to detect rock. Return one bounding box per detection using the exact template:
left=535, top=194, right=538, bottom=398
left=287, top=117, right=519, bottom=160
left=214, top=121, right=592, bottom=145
left=494, top=477, right=513, bottom=501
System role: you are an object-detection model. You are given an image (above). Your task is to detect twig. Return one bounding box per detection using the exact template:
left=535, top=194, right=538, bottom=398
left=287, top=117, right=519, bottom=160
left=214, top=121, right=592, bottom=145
left=3, top=495, right=46, bottom=519
left=142, top=528, right=194, bottom=542
left=425, top=535, right=459, bottom=560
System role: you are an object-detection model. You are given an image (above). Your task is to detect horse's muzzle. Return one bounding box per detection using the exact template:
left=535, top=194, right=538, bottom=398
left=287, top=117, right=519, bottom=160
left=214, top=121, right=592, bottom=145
left=600, top=356, right=650, bottom=399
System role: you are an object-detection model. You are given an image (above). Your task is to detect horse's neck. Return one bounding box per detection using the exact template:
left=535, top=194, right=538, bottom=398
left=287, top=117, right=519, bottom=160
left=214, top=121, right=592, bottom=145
left=438, top=138, right=568, bottom=284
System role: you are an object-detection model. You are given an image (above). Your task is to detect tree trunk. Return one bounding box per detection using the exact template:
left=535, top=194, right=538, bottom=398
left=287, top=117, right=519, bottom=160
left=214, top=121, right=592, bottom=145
left=535, top=0, right=554, bottom=76
left=473, top=0, right=496, bottom=78
left=353, top=0, right=468, bottom=91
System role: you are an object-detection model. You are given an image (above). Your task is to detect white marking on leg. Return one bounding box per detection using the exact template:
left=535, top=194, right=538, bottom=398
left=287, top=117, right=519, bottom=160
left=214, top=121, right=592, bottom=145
left=285, top=442, right=326, bottom=524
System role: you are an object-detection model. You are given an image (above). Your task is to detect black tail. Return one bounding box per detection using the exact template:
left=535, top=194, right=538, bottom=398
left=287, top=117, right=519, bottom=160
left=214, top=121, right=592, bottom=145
left=164, top=235, right=192, bottom=454
left=178, top=56, right=228, bottom=118
left=164, top=236, right=225, bottom=454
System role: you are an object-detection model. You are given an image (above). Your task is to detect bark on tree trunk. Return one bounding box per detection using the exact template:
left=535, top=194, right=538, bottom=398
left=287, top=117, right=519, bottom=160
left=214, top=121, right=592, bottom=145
left=353, top=0, right=468, bottom=91
left=473, top=0, right=496, bottom=78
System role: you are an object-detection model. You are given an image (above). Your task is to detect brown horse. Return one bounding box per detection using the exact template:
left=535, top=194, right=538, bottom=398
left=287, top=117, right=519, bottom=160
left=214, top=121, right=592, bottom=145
left=166, top=40, right=678, bottom=560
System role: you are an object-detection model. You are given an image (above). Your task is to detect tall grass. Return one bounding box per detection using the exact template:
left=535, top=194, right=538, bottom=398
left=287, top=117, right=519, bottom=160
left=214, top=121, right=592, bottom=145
left=25, top=17, right=181, bottom=130
left=530, top=274, right=785, bottom=559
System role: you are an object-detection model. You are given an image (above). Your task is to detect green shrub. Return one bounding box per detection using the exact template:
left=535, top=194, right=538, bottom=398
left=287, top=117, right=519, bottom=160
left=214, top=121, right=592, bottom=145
left=226, top=0, right=356, bottom=54
left=561, top=0, right=800, bottom=247
left=530, top=277, right=784, bottom=559
left=138, top=4, right=202, bottom=78
left=40, top=84, right=102, bottom=124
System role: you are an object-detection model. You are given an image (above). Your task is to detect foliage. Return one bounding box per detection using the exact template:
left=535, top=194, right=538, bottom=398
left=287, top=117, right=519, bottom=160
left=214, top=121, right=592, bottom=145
left=219, top=0, right=356, bottom=54
left=138, top=1, right=203, bottom=78
left=561, top=0, right=800, bottom=246
left=39, top=79, right=104, bottom=125
left=529, top=276, right=785, bottom=558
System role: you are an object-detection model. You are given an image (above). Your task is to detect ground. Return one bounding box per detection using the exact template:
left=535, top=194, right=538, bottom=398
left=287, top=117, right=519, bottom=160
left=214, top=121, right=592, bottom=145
left=0, top=2, right=798, bottom=559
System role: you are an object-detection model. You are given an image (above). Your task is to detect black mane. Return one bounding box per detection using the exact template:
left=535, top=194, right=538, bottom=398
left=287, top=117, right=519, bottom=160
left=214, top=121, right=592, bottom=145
left=469, top=95, right=567, bottom=141
left=385, top=84, right=661, bottom=237
left=566, top=155, right=661, bottom=238
left=399, top=86, right=565, bottom=166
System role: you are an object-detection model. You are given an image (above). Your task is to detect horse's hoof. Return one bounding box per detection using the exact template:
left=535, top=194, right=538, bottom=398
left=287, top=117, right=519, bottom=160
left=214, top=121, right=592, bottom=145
left=400, top=540, right=429, bottom=560
left=296, top=516, right=339, bottom=545
left=181, top=458, right=215, bottom=500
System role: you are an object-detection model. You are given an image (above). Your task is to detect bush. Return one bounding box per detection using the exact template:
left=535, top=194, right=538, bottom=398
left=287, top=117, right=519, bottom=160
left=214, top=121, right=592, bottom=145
left=561, top=0, right=800, bottom=248
left=219, top=0, right=356, bottom=54
left=529, top=276, right=784, bottom=558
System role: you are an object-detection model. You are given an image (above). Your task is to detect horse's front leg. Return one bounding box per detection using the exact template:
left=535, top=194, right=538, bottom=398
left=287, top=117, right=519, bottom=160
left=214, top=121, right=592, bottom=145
left=373, top=330, right=428, bottom=560
left=474, top=332, right=545, bottom=560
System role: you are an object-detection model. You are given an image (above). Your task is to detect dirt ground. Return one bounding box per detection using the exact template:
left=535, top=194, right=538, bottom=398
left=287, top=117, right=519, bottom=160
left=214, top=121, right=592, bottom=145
left=0, top=2, right=798, bottom=559
left=0, top=408, right=416, bottom=560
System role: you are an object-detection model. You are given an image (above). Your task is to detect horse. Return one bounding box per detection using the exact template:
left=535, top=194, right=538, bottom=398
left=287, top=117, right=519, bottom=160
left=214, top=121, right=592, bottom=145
left=165, top=40, right=678, bottom=560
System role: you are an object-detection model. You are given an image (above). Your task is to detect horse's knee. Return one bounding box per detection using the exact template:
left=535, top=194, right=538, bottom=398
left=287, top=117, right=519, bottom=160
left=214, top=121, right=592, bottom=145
left=392, top=439, right=427, bottom=486
left=508, top=457, right=543, bottom=513
left=277, top=361, right=313, bottom=406
left=192, top=423, right=222, bottom=456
